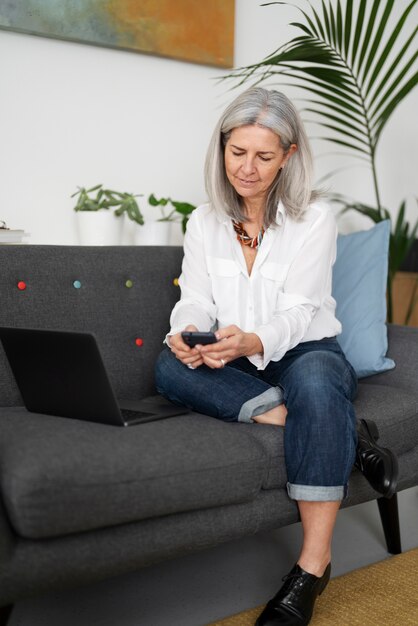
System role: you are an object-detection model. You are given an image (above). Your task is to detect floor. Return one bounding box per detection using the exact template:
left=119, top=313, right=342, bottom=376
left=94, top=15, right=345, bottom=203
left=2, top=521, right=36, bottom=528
left=9, top=486, right=418, bottom=626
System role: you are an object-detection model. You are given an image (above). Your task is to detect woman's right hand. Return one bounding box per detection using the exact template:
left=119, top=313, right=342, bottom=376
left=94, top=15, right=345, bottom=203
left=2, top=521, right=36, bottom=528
left=169, top=325, right=204, bottom=369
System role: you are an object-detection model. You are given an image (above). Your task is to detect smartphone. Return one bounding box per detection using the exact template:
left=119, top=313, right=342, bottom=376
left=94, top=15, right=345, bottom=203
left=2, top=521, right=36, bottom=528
left=181, top=331, right=218, bottom=347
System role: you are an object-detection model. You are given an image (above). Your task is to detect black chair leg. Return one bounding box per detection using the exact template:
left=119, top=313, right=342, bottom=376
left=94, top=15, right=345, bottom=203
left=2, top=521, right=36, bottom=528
left=377, top=493, right=402, bottom=554
left=0, top=605, right=14, bottom=626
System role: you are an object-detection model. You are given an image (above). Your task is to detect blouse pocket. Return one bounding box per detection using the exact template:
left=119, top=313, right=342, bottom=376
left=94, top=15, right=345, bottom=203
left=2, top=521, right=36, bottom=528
left=259, top=261, right=289, bottom=284
left=257, top=262, right=290, bottom=317
left=206, top=256, right=241, bottom=277
left=206, top=256, right=241, bottom=322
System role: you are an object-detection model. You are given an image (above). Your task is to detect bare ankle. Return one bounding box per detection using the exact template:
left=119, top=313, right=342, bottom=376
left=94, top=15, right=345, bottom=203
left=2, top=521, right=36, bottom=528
left=253, top=404, right=287, bottom=426
left=297, top=554, right=331, bottom=577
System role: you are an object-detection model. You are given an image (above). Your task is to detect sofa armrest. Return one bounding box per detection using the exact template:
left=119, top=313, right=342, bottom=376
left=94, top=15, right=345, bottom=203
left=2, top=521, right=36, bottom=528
left=362, top=324, right=418, bottom=393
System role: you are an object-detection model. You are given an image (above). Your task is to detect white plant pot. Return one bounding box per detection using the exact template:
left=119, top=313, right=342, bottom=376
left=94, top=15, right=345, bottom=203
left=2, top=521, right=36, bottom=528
left=134, top=221, right=171, bottom=246
left=75, top=211, right=123, bottom=245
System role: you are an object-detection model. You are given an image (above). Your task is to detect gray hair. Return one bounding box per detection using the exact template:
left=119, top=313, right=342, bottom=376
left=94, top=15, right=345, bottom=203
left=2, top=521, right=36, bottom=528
left=204, top=87, right=318, bottom=225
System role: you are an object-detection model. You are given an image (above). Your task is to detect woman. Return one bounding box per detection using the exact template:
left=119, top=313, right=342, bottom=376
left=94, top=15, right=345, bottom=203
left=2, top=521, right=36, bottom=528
left=155, top=88, right=397, bottom=626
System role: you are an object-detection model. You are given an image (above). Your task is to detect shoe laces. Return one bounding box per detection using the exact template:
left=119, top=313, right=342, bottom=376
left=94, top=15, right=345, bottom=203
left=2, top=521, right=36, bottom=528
left=280, top=571, right=310, bottom=597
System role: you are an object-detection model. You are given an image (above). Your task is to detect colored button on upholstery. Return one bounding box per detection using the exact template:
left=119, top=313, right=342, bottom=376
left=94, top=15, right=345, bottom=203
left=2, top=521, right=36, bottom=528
left=73, top=280, right=82, bottom=289
left=135, top=338, right=143, bottom=347
left=17, top=281, right=27, bottom=291
left=125, top=280, right=133, bottom=288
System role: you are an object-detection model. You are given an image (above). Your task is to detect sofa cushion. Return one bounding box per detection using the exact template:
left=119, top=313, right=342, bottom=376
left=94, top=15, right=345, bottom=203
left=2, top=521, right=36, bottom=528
left=333, top=221, right=395, bottom=378
left=354, top=383, right=418, bottom=454
left=0, top=409, right=266, bottom=540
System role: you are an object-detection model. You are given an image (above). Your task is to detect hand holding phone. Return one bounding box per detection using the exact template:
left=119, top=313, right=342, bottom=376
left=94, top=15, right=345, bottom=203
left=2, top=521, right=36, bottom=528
left=181, top=331, right=218, bottom=348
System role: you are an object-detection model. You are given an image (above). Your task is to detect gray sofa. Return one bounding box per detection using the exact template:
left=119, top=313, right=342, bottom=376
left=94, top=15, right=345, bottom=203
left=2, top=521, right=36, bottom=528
left=1, top=245, right=418, bottom=625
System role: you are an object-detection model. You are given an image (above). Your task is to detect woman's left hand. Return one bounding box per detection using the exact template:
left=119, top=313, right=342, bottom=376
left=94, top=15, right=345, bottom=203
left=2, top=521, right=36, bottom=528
left=197, top=325, right=263, bottom=369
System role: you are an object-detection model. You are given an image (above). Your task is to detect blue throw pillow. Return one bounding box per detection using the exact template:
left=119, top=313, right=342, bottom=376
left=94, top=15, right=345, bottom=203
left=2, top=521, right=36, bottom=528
left=332, top=220, right=395, bottom=378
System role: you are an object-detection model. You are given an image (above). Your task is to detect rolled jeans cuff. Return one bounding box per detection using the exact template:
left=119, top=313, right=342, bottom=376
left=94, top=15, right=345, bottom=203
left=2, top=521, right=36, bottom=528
left=238, top=387, right=283, bottom=423
left=287, top=482, right=346, bottom=502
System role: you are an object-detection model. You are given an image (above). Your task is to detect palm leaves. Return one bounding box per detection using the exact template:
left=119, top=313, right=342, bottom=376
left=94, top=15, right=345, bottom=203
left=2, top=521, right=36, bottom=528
left=225, top=0, right=418, bottom=216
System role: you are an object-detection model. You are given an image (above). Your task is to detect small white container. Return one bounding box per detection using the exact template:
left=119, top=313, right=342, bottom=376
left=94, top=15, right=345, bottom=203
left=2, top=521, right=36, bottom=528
left=134, top=221, right=171, bottom=246
left=75, top=211, right=123, bottom=245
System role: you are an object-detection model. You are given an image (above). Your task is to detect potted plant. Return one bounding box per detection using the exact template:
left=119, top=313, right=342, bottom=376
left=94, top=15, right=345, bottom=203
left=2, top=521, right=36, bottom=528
left=72, top=184, right=143, bottom=245
left=223, top=0, right=418, bottom=323
left=133, top=194, right=196, bottom=245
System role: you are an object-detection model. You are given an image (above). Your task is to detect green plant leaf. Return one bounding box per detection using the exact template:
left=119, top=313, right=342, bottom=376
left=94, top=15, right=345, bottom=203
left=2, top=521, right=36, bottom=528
left=181, top=216, right=188, bottom=234
left=361, top=0, right=395, bottom=85
left=336, top=0, right=343, bottom=52
left=350, top=0, right=367, bottom=67
left=262, top=39, right=339, bottom=66
left=339, top=201, right=387, bottom=224
left=369, top=52, right=418, bottom=128
left=315, top=136, right=370, bottom=155
left=304, top=98, right=367, bottom=128
left=308, top=94, right=365, bottom=123
left=87, top=184, right=103, bottom=193
left=303, top=107, right=367, bottom=136
left=309, top=121, right=370, bottom=148
left=367, top=30, right=418, bottom=110
left=115, top=196, right=144, bottom=225
left=71, top=184, right=144, bottom=218
left=288, top=81, right=366, bottom=118
left=70, top=187, right=83, bottom=199
left=321, top=0, right=332, bottom=44
left=149, top=193, right=170, bottom=207
left=290, top=64, right=351, bottom=87
left=373, top=71, right=418, bottom=144
left=394, top=200, right=406, bottom=239
left=171, top=201, right=196, bottom=215
left=289, top=22, right=314, bottom=38
left=355, top=0, right=380, bottom=76
left=299, top=7, right=322, bottom=38
left=328, top=0, right=338, bottom=50
left=276, top=68, right=360, bottom=102
left=365, top=0, right=417, bottom=97
left=343, top=0, right=353, bottom=58
left=147, top=195, right=196, bottom=222
left=332, top=194, right=391, bottom=219
left=84, top=199, right=102, bottom=211
left=306, top=3, right=326, bottom=40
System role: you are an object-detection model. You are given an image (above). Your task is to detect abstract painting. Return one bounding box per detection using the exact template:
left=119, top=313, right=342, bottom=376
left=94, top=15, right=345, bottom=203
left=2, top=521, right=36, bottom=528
left=0, top=0, right=235, bottom=68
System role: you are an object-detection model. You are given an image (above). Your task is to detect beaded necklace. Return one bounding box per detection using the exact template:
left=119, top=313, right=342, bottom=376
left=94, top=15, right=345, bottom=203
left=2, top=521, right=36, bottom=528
left=232, top=220, right=265, bottom=249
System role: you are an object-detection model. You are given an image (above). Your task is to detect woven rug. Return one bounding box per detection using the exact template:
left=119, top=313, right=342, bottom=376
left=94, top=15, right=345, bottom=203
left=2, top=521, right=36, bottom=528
left=208, top=548, right=418, bottom=625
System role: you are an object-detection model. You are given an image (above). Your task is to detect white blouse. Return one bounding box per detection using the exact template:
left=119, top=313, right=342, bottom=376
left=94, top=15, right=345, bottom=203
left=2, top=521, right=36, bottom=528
left=168, top=201, right=341, bottom=370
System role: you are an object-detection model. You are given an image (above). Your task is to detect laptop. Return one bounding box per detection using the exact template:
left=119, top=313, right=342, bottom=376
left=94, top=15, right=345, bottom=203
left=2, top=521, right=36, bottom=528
left=0, top=327, right=188, bottom=427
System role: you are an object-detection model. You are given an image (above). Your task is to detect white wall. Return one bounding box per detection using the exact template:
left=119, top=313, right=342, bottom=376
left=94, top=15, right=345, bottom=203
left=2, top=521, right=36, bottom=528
left=1, top=0, right=417, bottom=244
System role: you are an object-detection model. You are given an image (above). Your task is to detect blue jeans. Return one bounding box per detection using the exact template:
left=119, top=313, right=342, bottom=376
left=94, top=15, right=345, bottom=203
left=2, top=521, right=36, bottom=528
left=155, top=338, right=358, bottom=502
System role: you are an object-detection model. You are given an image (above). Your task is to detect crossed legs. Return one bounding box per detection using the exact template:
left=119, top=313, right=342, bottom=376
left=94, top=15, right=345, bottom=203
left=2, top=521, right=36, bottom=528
left=155, top=343, right=357, bottom=578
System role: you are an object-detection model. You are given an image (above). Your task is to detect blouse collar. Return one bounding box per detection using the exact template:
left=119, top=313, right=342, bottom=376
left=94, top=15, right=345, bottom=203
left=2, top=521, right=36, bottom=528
left=217, top=200, right=286, bottom=226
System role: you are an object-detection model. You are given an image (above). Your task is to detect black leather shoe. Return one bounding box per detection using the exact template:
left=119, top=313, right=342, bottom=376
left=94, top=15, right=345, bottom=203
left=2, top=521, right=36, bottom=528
left=255, top=563, right=331, bottom=626
left=355, top=418, right=398, bottom=498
